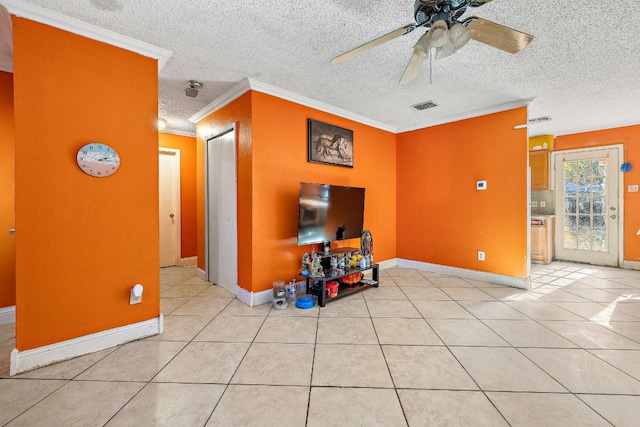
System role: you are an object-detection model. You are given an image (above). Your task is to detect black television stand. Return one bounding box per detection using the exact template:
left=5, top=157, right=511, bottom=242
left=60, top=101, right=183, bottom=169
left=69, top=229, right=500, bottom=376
left=303, top=263, right=379, bottom=307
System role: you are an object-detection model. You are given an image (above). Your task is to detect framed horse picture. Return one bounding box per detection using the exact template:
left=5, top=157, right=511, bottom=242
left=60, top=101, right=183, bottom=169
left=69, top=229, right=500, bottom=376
left=307, top=119, right=354, bottom=167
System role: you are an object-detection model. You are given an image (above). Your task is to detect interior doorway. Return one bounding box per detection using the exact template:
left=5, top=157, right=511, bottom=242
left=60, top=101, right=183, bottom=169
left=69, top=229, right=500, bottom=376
left=205, top=126, right=238, bottom=295
left=553, top=146, right=622, bottom=266
left=159, top=149, right=181, bottom=267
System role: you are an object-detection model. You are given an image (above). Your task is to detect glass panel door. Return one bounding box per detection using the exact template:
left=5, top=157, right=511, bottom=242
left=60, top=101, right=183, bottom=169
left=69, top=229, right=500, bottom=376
left=555, top=147, right=620, bottom=266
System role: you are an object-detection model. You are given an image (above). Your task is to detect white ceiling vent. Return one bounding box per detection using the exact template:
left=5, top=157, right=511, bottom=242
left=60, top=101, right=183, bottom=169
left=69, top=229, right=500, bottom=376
left=529, top=116, right=552, bottom=124
left=412, top=101, right=438, bottom=111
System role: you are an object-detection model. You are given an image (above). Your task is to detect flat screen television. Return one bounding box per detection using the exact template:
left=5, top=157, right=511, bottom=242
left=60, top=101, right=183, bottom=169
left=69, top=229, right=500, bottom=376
left=297, top=182, right=365, bottom=246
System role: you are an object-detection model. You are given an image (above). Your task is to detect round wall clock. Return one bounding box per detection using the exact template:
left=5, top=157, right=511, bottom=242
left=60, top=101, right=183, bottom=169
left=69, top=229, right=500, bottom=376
left=76, top=143, right=120, bottom=177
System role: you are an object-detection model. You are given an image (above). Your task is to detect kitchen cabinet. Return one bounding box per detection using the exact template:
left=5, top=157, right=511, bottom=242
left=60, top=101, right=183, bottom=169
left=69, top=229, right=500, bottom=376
left=531, top=216, right=555, bottom=264
left=530, top=150, right=550, bottom=190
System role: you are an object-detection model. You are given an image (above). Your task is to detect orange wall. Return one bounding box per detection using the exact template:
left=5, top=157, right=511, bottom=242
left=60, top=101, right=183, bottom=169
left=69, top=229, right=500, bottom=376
left=13, top=19, right=159, bottom=350
left=397, top=108, right=529, bottom=278
left=0, top=71, right=15, bottom=308
left=250, top=92, right=397, bottom=292
left=159, top=132, right=197, bottom=258
left=555, top=125, right=640, bottom=262
left=196, top=92, right=253, bottom=290
left=195, top=91, right=397, bottom=293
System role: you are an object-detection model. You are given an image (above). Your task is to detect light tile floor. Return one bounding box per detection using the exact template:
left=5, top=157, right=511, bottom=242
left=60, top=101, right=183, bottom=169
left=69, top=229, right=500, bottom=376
left=1, top=262, right=640, bottom=426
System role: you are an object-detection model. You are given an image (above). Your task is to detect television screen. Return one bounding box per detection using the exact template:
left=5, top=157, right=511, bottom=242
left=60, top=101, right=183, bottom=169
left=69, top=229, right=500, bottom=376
left=297, top=182, right=365, bottom=246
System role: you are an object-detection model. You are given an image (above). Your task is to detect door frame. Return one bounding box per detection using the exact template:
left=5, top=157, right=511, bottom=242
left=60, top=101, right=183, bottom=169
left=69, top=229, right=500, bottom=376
left=552, top=144, right=624, bottom=266
left=159, top=148, right=181, bottom=267
left=204, top=124, right=238, bottom=292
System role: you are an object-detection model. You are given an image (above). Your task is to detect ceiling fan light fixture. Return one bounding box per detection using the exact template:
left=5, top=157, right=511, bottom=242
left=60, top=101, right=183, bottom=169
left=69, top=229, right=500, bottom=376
left=435, top=41, right=456, bottom=59
left=413, top=32, right=431, bottom=55
left=449, top=23, right=474, bottom=50
left=427, top=20, right=449, bottom=48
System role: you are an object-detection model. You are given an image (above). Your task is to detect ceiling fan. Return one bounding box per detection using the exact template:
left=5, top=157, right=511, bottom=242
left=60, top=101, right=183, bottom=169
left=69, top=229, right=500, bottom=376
left=331, top=0, right=533, bottom=84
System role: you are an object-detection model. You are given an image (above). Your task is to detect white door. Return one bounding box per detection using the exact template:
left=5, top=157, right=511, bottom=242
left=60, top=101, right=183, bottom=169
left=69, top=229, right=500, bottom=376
left=159, top=149, right=181, bottom=267
left=206, top=128, right=237, bottom=294
left=554, top=146, right=621, bottom=266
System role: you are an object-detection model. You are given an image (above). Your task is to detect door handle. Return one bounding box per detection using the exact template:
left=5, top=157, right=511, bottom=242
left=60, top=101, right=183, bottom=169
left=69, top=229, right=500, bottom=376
left=8, top=228, right=15, bottom=235
left=169, top=214, right=175, bottom=219
left=610, top=214, right=617, bottom=219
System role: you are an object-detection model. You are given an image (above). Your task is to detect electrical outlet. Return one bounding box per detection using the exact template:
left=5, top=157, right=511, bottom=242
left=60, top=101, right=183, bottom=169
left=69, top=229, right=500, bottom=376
left=130, top=284, right=143, bottom=305
left=478, top=251, right=485, bottom=261
left=540, top=201, right=546, bottom=208
left=629, top=185, right=639, bottom=193
left=531, top=201, right=537, bottom=207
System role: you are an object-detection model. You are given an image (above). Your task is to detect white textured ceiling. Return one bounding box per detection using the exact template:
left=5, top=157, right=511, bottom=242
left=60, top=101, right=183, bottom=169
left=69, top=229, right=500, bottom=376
left=3, top=0, right=640, bottom=137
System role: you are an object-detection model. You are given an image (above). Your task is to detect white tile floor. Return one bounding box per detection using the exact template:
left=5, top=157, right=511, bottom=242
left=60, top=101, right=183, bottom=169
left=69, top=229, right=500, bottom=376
left=1, top=262, right=639, bottom=426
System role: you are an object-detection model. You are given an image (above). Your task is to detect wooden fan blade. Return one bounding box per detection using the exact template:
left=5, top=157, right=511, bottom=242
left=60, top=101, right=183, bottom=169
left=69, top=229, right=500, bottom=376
left=331, top=24, right=415, bottom=64
left=467, top=17, right=533, bottom=54
left=399, top=50, right=427, bottom=84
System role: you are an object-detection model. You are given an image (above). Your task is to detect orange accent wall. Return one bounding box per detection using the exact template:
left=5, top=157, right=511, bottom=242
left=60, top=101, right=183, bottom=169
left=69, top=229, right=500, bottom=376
left=555, top=125, right=640, bottom=262
left=397, top=108, right=529, bottom=278
left=196, top=92, right=253, bottom=291
left=195, top=91, right=397, bottom=293
left=0, top=71, right=15, bottom=308
left=13, top=18, right=159, bottom=350
left=159, top=132, right=197, bottom=258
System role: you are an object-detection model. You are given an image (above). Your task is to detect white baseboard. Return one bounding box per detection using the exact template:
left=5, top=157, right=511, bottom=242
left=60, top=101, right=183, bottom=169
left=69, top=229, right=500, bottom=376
left=397, top=258, right=530, bottom=289
left=197, top=268, right=206, bottom=280
left=236, top=286, right=272, bottom=307
left=622, top=260, right=640, bottom=271
left=179, top=256, right=197, bottom=266
left=10, top=315, right=163, bottom=376
left=377, top=258, right=398, bottom=270
left=0, top=305, right=16, bottom=325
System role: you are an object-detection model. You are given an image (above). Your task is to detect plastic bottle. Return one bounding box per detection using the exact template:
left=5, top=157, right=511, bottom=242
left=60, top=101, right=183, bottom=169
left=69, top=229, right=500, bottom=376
left=287, top=280, right=297, bottom=304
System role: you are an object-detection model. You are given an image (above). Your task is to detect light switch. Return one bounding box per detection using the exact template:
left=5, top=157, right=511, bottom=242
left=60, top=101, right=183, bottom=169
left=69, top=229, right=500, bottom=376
left=531, top=201, right=537, bottom=207
left=540, top=201, right=546, bottom=208
left=476, top=180, right=487, bottom=190
left=629, top=185, right=639, bottom=193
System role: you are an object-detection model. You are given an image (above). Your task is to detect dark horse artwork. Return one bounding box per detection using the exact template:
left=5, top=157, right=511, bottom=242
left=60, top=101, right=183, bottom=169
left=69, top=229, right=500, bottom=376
left=308, top=119, right=354, bottom=167
left=314, top=134, right=351, bottom=163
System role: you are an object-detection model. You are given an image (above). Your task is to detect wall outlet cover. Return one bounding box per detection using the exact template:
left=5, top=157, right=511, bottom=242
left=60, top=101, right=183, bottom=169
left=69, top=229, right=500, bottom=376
left=476, top=180, right=487, bottom=190
left=477, top=251, right=485, bottom=261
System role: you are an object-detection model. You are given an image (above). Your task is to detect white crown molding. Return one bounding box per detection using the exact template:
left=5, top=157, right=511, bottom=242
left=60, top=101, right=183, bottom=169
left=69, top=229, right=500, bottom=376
left=160, top=129, right=196, bottom=138
left=191, top=77, right=535, bottom=135
left=0, top=305, right=15, bottom=325
left=0, top=0, right=172, bottom=71
left=189, top=77, right=397, bottom=133
left=398, top=98, right=535, bottom=133
left=189, top=79, right=252, bottom=124
left=10, top=315, right=163, bottom=375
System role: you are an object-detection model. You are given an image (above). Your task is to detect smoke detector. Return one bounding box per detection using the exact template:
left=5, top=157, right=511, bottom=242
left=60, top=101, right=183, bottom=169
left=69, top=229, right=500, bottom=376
left=185, top=80, right=203, bottom=98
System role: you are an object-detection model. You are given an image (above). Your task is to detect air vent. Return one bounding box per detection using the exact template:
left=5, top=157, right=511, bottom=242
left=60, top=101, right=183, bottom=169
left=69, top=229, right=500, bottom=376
left=412, top=101, right=438, bottom=110
left=529, top=116, right=552, bottom=124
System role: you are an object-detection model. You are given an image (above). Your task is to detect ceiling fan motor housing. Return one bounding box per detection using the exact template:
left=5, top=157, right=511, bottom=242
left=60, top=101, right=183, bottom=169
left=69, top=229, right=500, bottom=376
left=414, top=0, right=472, bottom=27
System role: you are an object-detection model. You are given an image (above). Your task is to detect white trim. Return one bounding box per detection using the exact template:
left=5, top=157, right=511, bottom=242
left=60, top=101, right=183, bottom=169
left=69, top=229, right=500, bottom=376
left=397, top=258, right=530, bottom=290
left=189, top=79, right=251, bottom=124
left=398, top=98, right=535, bottom=133
left=235, top=286, right=276, bottom=307
left=189, top=78, right=396, bottom=132
left=160, top=129, right=196, bottom=138
left=0, top=0, right=172, bottom=71
left=0, top=305, right=15, bottom=325
left=377, top=258, right=398, bottom=270
left=622, top=260, right=640, bottom=271
left=189, top=78, right=534, bottom=135
left=10, top=315, right=163, bottom=376
left=179, top=256, right=197, bottom=266
left=197, top=267, right=206, bottom=280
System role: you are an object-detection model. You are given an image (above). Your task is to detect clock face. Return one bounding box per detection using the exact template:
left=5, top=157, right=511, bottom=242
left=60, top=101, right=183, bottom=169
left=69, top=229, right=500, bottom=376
left=77, top=143, right=120, bottom=177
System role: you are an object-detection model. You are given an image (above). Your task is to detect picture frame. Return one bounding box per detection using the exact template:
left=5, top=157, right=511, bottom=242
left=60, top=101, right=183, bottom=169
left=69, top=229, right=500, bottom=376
left=307, top=119, right=354, bottom=168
